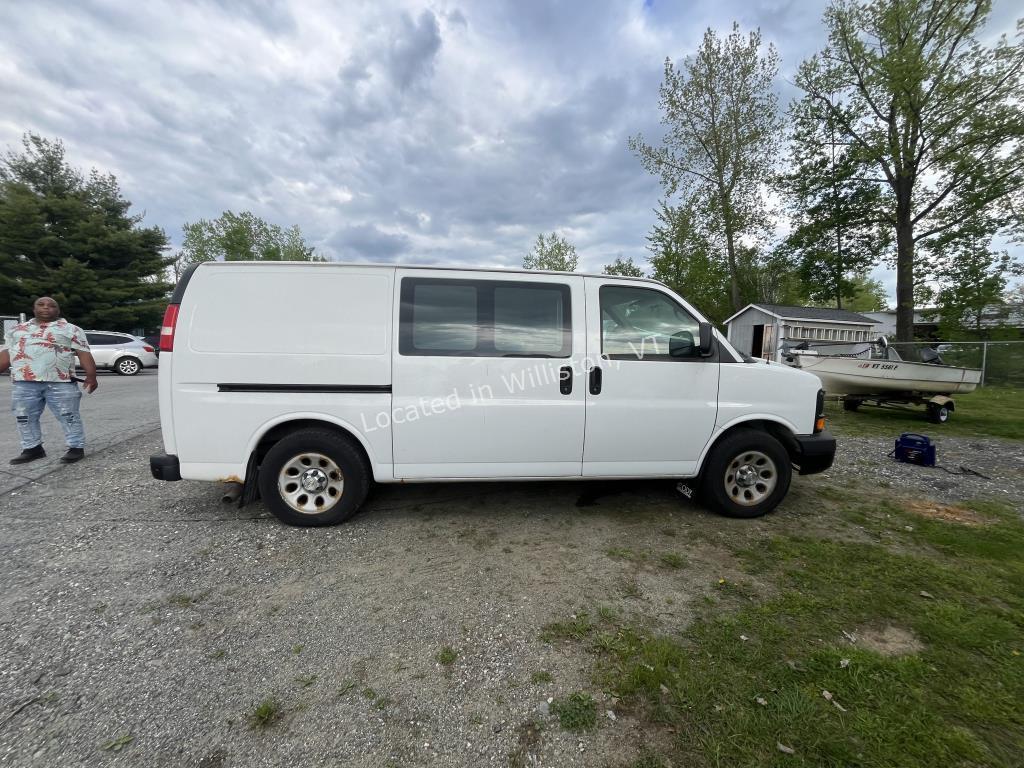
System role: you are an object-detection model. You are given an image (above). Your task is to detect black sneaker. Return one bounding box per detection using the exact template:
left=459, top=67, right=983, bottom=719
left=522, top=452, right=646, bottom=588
left=60, top=448, right=84, bottom=464
left=10, top=445, right=46, bottom=465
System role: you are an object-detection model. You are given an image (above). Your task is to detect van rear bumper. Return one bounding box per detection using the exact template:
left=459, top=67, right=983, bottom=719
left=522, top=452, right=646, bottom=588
left=791, top=431, right=836, bottom=475
left=150, top=453, right=181, bottom=481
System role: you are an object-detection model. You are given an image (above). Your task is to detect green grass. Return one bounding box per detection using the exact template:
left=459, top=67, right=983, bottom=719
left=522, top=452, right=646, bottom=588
left=825, top=385, right=1024, bottom=440
left=550, top=692, right=598, bottom=733
left=248, top=698, right=281, bottom=729
left=658, top=553, right=687, bottom=569
left=100, top=733, right=133, bottom=752
left=541, top=612, right=595, bottom=642
left=551, top=495, right=1024, bottom=767
left=530, top=670, right=553, bottom=684
left=436, top=646, right=458, bottom=666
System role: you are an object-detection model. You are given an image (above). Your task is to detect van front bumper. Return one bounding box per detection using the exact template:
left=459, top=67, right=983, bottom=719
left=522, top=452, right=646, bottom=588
left=792, top=431, right=836, bottom=475
left=150, top=453, right=181, bottom=481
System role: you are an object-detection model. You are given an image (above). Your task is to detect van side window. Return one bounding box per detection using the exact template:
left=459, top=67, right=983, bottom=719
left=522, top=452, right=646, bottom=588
left=412, top=283, right=478, bottom=351
left=600, top=285, right=701, bottom=361
left=400, top=278, right=571, bottom=358
left=494, top=285, right=567, bottom=356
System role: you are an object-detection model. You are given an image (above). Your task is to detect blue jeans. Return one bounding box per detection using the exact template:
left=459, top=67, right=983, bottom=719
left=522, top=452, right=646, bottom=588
left=11, top=381, right=85, bottom=450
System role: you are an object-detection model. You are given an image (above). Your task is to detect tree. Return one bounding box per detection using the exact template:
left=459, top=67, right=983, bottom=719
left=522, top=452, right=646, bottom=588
left=180, top=210, right=319, bottom=264
left=742, top=247, right=807, bottom=307
left=646, top=201, right=733, bottom=324
left=843, top=274, right=889, bottom=311
left=780, top=95, right=890, bottom=308
left=1004, top=282, right=1024, bottom=305
left=522, top=232, right=578, bottom=271
left=795, top=0, right=1024, bottom=340
left=603, top=256, right=645, bottom=277
left=0, top=133, right=171, bottom=329
left=630, top=23, right=783, bottom=312
left=931, top=242, right=1020, bottom=337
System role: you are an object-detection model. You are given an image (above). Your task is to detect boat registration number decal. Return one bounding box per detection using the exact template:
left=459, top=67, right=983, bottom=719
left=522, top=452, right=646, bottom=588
left=857, top=363, right=898, bottom=370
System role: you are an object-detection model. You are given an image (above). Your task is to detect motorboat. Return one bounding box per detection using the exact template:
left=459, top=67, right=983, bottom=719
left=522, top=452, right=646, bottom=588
left=782, top=338, right=981, bottom=423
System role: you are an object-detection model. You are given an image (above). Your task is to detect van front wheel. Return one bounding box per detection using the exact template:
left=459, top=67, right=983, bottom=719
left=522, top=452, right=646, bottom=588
left=258, top=429, right=369, bottom=526
left=700, top=430, right=792, bottom=519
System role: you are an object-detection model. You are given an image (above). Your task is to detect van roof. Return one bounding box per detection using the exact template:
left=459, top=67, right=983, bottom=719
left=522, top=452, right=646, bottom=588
left=193, top=259, right=659, bottom=282
left=172, top=260, right=664, bottom=302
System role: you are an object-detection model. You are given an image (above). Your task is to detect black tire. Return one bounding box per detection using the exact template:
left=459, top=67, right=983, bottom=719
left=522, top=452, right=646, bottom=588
left=114, top=357, right=142, bottom=376
left=843, top=399, right=860, bottom=412
left=700, top=429, right=792, bottom=519
left=927, top=403, right=950, bottom=424
left=257, top=429, right=369, bottom=526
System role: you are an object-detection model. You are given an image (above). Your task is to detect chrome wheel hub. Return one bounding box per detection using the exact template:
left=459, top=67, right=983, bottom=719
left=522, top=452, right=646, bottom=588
left=277, top=452, right=344, bottom=515
left=724, top=450, right=777, bottom=507
left=300, top=468, right=329, bottom=493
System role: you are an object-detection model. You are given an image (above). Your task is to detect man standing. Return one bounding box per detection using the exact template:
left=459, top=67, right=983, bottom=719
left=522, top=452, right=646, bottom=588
left=0, top=297, right=98, bottom=464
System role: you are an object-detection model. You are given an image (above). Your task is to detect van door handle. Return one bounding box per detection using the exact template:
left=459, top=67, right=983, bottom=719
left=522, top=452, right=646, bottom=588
left=559, top=366, right=573, bottom=395
left=589, top=366, right=602, bottom=395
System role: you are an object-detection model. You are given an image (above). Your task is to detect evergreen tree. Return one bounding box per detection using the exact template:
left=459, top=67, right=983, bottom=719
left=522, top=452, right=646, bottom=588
left=0, top=133, right=171, bottom=329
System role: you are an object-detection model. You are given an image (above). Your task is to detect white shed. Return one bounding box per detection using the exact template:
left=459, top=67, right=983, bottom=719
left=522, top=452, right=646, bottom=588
left=725, top=304, right=878, bottom=361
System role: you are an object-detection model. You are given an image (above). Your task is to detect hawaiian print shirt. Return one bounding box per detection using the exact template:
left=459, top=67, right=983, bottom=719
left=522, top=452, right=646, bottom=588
left=8, top=318, right=90, bottom=382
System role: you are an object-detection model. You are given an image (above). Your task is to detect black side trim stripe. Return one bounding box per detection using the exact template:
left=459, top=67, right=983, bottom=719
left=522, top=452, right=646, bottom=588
left=218, top=384, right=392, bottom=393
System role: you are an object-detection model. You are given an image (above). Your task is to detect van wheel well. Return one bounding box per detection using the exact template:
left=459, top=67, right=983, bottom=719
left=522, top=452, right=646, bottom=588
left=707, top=421, right=799, bottom=463
left=254, top=420, right=371, bottom=473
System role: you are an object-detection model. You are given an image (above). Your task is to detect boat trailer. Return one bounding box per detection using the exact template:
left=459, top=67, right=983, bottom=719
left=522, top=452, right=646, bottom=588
left=837, top=393, right=956, bottom=424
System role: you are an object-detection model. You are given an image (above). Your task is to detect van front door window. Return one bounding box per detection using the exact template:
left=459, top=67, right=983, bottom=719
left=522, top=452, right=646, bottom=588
left=599, top=285, right=700, bottom=360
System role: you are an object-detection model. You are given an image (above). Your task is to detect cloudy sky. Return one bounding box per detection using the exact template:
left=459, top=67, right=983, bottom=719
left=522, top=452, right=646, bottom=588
left=1, top=0, right=1020, bottom=298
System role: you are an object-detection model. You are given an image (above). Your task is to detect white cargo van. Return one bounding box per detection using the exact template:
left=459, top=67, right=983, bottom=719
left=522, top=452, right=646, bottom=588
left=150, top=262, right=835, bottom=526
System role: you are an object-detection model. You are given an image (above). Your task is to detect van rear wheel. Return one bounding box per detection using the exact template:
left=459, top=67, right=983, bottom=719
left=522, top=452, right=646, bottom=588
left=700, top=429, right=791, bottom=519
left=258, top=429, right=369, bottom=526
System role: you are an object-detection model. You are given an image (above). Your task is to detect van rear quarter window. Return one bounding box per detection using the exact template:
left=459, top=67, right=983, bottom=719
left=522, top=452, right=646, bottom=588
left=399, top=277, right=571, bottom=358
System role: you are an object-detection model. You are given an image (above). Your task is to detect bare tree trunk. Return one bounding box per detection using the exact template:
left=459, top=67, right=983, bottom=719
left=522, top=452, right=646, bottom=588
left=724, top=225, right=740, bottom=311
left=836, top=222, right=843, bottom=310
left=895, top=184, right=915, bottom=341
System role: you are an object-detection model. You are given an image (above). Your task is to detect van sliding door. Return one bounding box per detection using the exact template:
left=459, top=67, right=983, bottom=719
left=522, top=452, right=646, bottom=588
left=391, top=271, right=587, bottom=479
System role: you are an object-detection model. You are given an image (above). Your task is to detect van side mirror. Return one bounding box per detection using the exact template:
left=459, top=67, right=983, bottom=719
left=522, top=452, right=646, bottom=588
left=669, top=330, right=695, bottom=358
left=698, top=321, right=714, bottom=357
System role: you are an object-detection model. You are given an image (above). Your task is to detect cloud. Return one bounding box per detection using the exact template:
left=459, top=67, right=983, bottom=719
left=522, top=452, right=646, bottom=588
left=0, top=0, right=1019, bottom=294
left=328, top=223, right=411, bottom=260
left=388, top=10, right=443, bottom=90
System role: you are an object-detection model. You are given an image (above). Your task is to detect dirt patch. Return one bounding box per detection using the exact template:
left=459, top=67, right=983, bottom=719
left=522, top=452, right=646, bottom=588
left=853, top=625, right=924, bottom=656
left=903, top=500, right=994, bottom=526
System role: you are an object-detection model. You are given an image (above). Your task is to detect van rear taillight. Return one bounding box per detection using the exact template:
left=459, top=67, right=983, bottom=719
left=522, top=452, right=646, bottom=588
left=160, top=304, right=180, bottom=352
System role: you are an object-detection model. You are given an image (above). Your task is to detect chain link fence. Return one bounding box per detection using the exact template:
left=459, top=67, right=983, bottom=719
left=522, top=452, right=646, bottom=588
left=887, top=341, right=1024, bottom=388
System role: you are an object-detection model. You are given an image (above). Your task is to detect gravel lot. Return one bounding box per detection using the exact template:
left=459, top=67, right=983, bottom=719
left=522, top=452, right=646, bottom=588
left=1, top=374, right=1020, bottom=767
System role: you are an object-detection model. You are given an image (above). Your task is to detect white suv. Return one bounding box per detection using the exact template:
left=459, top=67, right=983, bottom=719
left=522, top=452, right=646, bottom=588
left=84, top=331, right=159, bottom=375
